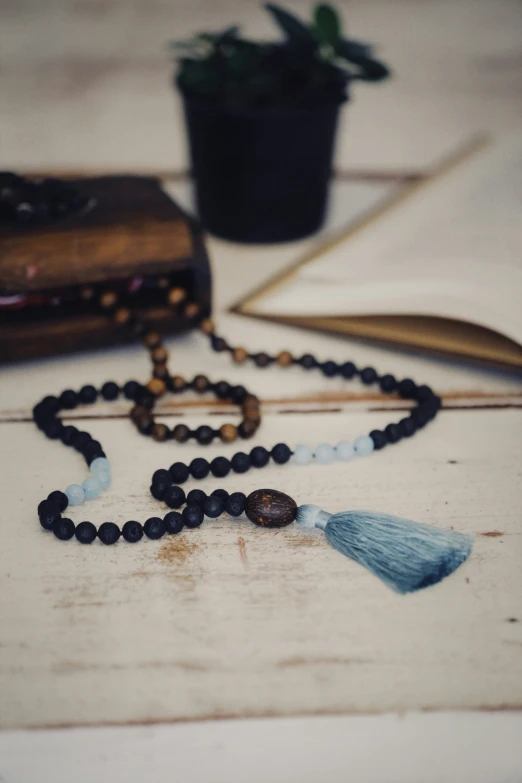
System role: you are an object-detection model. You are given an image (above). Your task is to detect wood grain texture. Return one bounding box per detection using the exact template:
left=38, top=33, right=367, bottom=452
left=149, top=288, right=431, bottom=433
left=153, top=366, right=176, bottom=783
left=0, top=407, right=521, bottom=730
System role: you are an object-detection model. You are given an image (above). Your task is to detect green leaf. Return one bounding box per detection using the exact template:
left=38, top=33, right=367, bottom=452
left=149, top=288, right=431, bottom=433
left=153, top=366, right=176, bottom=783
left=264, top=4, right=315, bottom=43
left=313, top=4, right=341, bottom=46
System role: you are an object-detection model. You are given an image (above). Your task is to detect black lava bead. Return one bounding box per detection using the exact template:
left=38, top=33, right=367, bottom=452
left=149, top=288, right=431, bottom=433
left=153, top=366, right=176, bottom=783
left=411, top=407, right=428, bottom=428
left=101, top=381, right=119, bottom=401
left=231, top=452, right=250, bottom=473
left=203, top=495, right=224, bottom=518
left=370, top=429, right=387, bottom=450
left=38, top=500, right=61, bottom=530
left=41, top=395, right=60, bottom=414
left=47, top=490, right=68, bottom=512
left=226, top=492, right=246, bottom=517
left=250, top=446, right=269, bottom=468
left=321, top=360, right=338, bottom=378
left=210, top=456, right=231, bottom=478
left=43, top=419, right=63, bottom=439
left=230, top=385, right=247, bottom=404
left=415, top=384, right=433, bottom=402
left=75, top=521, right=97, bottom=544
left=360, top=367, right=378, bottom=385
left=299, top=353, right=317, bottom=369
left=211, top=335, right=228, bottom=352
left=98, top=522, right=120, bottom=545
left=398, top=378, right=417, bottom=399
left=187, top=488, right=207, bottom=508
left=379, top=374, right=397, bottom=393
left=152, top=468, right=171, bottom=485
left=211, top=488, right=229, bottom=504
left=182, top=505, right=204, bottom=528
left=72, top=431, right=91, bottom=450
left=122, top=520, right=143, bottom=543
left=169, top=462, right=190, bottom=484
left=59, top=389, right=78, bottom=409
left=123, top=380, right=141, bottom=400
left=164, top=511, right=184, bottom=535
left=190, top=458, right=210, bottom=480
left=340, top=361, right=356, bottom=379
left=78, top=385, right=97, bottom=404
left=164, top=485, right=186, bottom=509
left=384, top=423, right=402, bottom=444
left=150, top=481, right=169, bottom=501
left=214, top=381, right=231, bottom=399
left=195, top=425, right=214, bottom=445
left=271, top=443, right=292, bottom=464
left=144, top=517, right=165, bottom=540
left=398, top=417, right=416, bottom=437
left=53, top=518, right=75, bottom=540
left=60, top=425, right=79, bottom=446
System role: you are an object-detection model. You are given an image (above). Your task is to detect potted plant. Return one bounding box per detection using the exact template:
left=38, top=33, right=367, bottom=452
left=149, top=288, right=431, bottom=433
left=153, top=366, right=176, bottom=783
left=172, top=3, right=390, bottom=243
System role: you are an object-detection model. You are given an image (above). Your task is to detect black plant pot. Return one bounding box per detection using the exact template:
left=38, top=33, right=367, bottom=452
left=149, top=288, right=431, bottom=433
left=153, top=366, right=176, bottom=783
left=182, top=98, right=342, bottom=243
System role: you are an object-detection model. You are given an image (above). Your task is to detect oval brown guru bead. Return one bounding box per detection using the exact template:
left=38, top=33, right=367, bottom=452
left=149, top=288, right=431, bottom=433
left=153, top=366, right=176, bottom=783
left=245, top=489, right=297, bottom=528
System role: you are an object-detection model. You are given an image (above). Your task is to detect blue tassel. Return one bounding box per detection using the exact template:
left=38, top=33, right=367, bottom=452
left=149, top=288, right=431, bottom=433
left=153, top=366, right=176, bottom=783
left=296, top=505, right=473, bottom=594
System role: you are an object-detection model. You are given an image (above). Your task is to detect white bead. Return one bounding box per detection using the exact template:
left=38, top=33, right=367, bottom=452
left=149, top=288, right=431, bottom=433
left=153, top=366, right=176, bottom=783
left=66, top=484, right=85, bottom=506
left=354, top=435, right=374, bottom=456
left=97, top=470, right=111, bottom=491
left=314, top=443, right=336, bottom=464
left=335, top=440, right=355, bottom=461
left=293, top=445, right=314, bottom=465
left=91, top=457, right=111, bottom=475
left=82, top=477, right=102, bottom=500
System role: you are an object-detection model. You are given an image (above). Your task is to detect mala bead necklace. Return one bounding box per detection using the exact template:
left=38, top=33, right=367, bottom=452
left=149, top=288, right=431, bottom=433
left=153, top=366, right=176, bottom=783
left=32, top=284, right=473, bottom=594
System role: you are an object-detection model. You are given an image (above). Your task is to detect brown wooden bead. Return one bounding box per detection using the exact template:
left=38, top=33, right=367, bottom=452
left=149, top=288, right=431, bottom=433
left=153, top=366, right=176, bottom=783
left=147, top=378, right=166, bottom=397
left=167, top=287, right=186, bottom=307
left=143, top=331, right=161, bottom=349
left=243, top=395, right=260, bottom=411
left=193, top=374, right=210, bottom=393
left=152, top=423, right=169, bottom=442
left=100, top=291, right=118, bottom=309
left=232, top=347, right=248, bottom=364
left=245, top=489, right=297, bottom=528
left=219, top=423, right=238, bottom=443
left=199, top=317, right=215, bottom=336
left=151, top=346, right=168, bottom=364
left=184, top=302, right=200, bottom=319
left=113, top=307, right=131, bottom=326
left=130, top=404, right=148, bottom=423
left=172, top=423, right=190, bottom=443
left=153, top=364, right=169, bottom=380
left=238, top=419, right=258, bottom=439
left=244, top=411, right=261, bottom=425
left=276, top=350, right=293, bottom=367
left=137, top=414, right=153, bottom=435
left=170, top=375, right=186, bottom=392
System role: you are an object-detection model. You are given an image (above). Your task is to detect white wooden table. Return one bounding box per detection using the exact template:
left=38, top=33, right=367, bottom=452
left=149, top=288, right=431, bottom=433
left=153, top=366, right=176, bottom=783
left=1, top=1, right=522, bottom=780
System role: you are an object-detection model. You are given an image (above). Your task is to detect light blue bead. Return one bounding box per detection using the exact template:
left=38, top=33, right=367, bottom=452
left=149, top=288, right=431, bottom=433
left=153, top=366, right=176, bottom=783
left=336, top=440, right=355, bottom=461
left=315, top=443, right=336, bottom=464
left=82, top=477, right=102, bottom=500
left=354, top=435, right=374, bottom=456
left=97, top=470, right=111, bottom=491
left=293, top=445, right=314, bottom=465
left=66, top=484, right=85, bottom=506
left=90, top=457, right=111, bottom=475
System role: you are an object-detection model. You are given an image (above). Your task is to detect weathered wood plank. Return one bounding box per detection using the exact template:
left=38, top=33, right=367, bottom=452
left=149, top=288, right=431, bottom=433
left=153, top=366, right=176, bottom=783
left=0, top=407, right=520, bottom=730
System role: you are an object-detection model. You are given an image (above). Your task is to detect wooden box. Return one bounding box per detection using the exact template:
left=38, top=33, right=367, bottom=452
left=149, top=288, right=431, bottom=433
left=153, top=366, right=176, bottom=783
left=0, top=176, right=211, bottom=362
